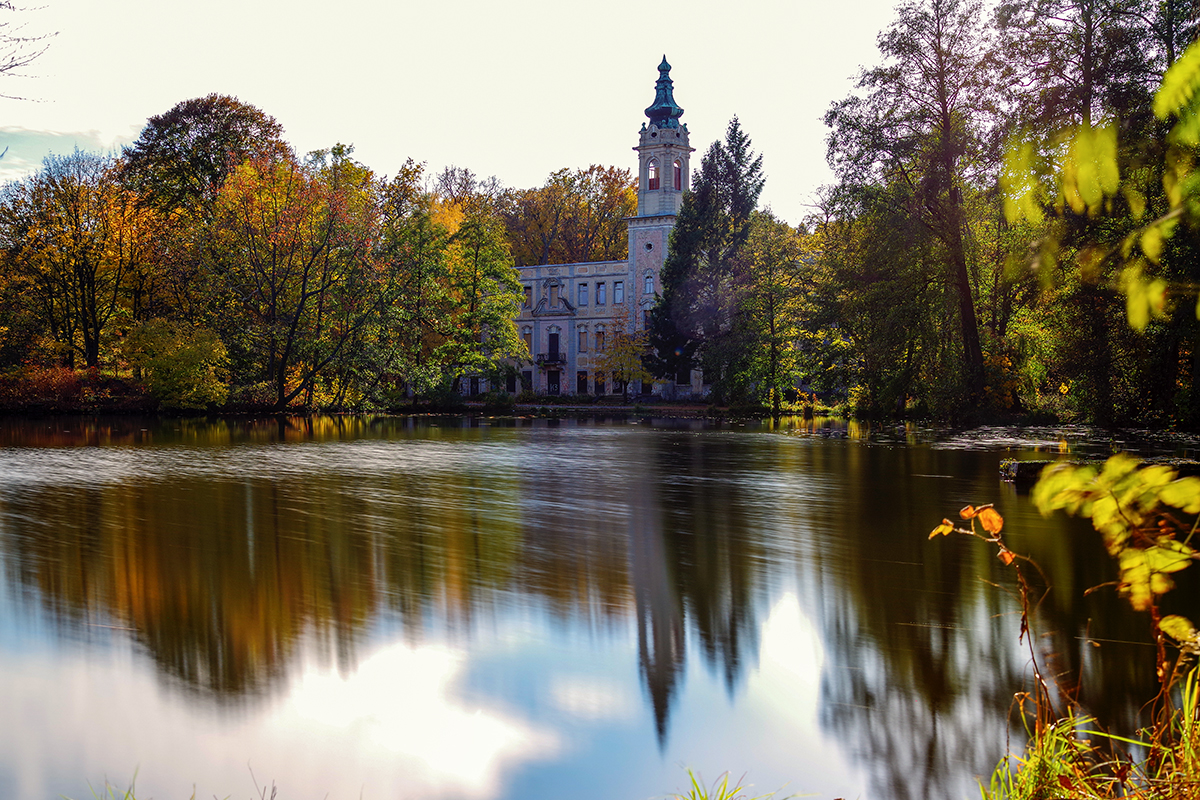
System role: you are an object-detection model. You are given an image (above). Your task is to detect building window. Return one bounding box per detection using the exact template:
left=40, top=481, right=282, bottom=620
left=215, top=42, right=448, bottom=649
left=523, top=285, right=532, bottom=308
left=673, top=160, right=682, bottom=190
left=643, top=309, right=651, bottom=328
left=648, top=160, right=659, bottom=191
left=595, top=372, right=605, bottom=395
left=577, top=371, right=588, bottom=395
left=596, top=282, right=606, bottom=305
left=644, top=274, right=654, bottom=294
left=506, top=372, right=517, bottom=393
left=614, top=281, right=624, bottom=304
left=595, top=330, right=606, bottom=351
left=549, top=284, right=559, bottom=307
left=521, top=370, right=533, bottom=391
left=577, top=283, right=588, bottom=306
left=522, top=328, right=532, bottom=355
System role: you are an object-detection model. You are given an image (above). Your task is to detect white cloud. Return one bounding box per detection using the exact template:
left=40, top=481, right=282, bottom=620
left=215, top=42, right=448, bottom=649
left=0, top=126, right=137, bottom=182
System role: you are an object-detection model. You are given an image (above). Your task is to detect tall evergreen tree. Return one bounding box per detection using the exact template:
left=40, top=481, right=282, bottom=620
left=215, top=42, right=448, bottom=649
left=647, top=117, right=764, bottom=401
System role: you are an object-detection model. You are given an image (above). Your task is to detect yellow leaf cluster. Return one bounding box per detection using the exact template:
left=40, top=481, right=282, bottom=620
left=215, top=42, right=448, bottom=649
left=1034, top=455, right=1200, bottom=611
left=1060, top=125, right=1119, bottom=216
left=1120, top=262, right=1168, bottom=331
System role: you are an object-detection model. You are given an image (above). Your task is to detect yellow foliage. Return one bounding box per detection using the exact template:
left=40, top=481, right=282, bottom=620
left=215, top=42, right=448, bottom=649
left=1034, top=455, right=1200, bottom=613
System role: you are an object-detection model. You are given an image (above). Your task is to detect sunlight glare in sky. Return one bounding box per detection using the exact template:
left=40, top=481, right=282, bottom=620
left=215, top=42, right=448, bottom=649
left=0, top=0, right=903, bottom=224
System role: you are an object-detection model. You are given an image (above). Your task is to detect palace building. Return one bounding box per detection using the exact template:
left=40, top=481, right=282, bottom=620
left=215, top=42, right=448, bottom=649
left=499, top=56, right=700, bottom=398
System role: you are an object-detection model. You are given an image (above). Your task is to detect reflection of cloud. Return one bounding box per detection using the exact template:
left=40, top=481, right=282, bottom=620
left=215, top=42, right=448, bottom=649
left=756, top=593, right=823, bottom=702
left=656, top=591, right=868, bottom=800
left=0, top=640, right=558, bottom=800
left=282, top=643, right=560, bottom=797
left=0, top=126, right=137, bottom=182
left=550, top=676, right=637, bottom=721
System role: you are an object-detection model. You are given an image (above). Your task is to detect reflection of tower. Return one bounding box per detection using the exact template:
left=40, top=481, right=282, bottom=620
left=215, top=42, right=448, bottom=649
left=627, top=442, right=685, bottom=746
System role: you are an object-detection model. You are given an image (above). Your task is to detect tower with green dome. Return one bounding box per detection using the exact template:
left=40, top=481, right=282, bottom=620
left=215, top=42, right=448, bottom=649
left=628, top=56, right=693, bottom=342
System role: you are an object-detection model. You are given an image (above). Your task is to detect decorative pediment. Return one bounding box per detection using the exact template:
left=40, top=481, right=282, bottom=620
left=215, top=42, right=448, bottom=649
left=533, top=296, right=576, bottom=316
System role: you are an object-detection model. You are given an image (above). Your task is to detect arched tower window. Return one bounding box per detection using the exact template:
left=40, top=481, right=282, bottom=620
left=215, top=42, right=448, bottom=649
left=647, top=159, right=659, bottom=191
left=644, top=273, right=655, bottom=294
left=673, top=160, right=682, bottom=190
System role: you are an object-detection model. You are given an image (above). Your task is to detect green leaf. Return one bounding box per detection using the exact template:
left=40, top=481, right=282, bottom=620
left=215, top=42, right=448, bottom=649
left=1143, top=226, right=1163, bottom=263
left=1072, top=130, right=1101, bottom=211
left=1146, top=543, right=1193, bottom=574
left=1160, top=614, right=1198, bottom=642
left=1124, top=186, right=1147, bottom=220
left=1159, top=477, right=1200, bottom=513
left=1000, top=140, right=1044, bottom=225
left=1119, top=549, right=1153, bottom=611
left=1096, top=125, right=1119, bottom=196
left=1122, top=264, right=1168, bottom=331
left=1155, top=39, right=1200, bottom=120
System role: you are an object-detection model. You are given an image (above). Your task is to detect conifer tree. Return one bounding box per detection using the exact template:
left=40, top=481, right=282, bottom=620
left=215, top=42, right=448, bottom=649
left=647, top=117, right=764, bottom=401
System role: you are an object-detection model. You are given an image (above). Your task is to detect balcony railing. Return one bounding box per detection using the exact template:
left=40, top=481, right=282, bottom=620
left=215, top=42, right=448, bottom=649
left=537, top=352, right=566, bottom=365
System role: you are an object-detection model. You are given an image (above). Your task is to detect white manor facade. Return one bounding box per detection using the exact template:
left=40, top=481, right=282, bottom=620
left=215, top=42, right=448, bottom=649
left=473, top=57, right=704, bottom=399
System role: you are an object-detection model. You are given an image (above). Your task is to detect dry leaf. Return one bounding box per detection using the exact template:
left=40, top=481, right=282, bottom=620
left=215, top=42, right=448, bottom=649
left=979, top=507, right=1004, bottom=534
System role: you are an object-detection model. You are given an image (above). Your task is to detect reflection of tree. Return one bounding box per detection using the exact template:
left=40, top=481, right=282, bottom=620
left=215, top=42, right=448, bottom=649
left=808, top=446, right=1036, bottom=800
left=811, top=445, right=1178, bottom=800
left=0, top=415, right=1184, bottom=795
left=0, top=418, right=636, bottom=702
left=657, top=435, right=762, bottom=693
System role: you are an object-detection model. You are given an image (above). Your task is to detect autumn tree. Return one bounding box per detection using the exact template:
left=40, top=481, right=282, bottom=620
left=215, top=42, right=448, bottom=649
left=205, top=146, right=384, bottom=409
left=122, top=94, right=289, bottom=212
left=597, top=303, right=652, bottom=401
left=501, top=165, right=636, bottom=265
left=825, top=0, right=992, bottom=404
left=0, top=150, right=162, bottom=368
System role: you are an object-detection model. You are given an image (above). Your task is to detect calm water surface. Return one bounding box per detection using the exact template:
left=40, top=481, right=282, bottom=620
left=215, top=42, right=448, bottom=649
left=0, top=415, right=1191, bottom=800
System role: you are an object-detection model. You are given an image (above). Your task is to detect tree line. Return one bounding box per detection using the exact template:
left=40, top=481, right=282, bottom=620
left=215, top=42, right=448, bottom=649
left=0, top=95, right=636, bottom=409
left=652, top=0, right=1200, bottom=425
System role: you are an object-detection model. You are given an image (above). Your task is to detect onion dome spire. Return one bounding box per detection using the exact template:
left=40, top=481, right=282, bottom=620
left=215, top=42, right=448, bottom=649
left=644, top=55, right=684, bottom=129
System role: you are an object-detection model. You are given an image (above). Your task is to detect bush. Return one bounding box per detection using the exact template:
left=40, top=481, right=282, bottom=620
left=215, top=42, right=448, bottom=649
left=0, top=365, right=82, bottom=401
left=126, top=319, right=229, bottom=410
left=480, top=390, right=516, bottom=413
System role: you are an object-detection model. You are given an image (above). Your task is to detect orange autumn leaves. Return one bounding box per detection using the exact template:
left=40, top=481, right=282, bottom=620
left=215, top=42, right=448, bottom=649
left=929, top=503, right=1015, bottom=564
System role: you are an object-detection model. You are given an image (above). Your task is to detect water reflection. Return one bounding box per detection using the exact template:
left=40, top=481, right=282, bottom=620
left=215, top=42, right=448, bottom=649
left=0, top=415, right=1187, bottom=800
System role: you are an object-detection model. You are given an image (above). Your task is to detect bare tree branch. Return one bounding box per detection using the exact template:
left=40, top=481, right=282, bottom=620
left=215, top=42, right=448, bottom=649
left=0, top=2, right=55, bottom=101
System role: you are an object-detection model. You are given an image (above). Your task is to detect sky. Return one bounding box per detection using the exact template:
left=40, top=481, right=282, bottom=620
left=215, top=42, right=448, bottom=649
left=0, top=0, right=904, bottom=226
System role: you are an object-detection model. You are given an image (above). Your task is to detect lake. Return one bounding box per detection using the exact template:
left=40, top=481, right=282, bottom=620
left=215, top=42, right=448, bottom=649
left=0, top=415, right=1190, bottom=800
